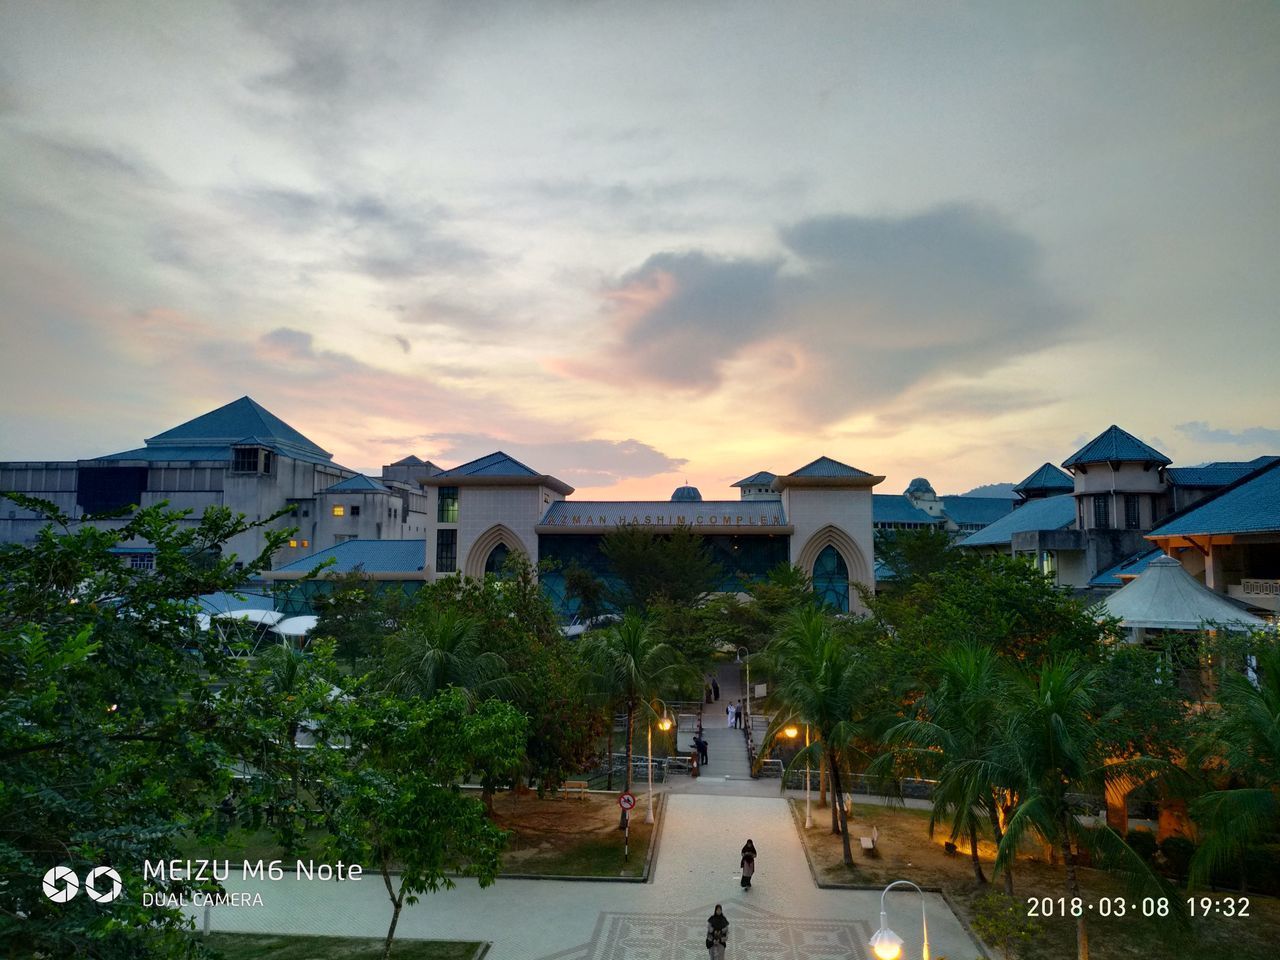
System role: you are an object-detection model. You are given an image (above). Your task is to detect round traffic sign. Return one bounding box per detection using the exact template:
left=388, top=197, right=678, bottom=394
left=618, top=791, right=636, bottom=810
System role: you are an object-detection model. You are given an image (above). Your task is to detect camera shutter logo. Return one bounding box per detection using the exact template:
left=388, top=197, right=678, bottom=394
left=85, top=866, right=123, bottom=903
left=42, top=866, right=79, bottom=903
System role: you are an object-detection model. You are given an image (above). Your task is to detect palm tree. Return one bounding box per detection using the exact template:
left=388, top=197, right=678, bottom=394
left=1189, top=642, right=1280, bottom=889
left=763, top=606, right=866, bottom=866
left=993, top=655, right=1171, bottom=960
left=380, top=607, right=518, bottom=704
left=876, top=642, right=1018, bottom=890
left=579, top=612, right=686, bottom=826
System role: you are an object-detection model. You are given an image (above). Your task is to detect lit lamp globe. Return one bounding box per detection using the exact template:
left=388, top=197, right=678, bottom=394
left=658, top=716, right=673, bottom=732
left=869, top=924, right=904, bottom=960
left=783, top=725, right=799, bottom=739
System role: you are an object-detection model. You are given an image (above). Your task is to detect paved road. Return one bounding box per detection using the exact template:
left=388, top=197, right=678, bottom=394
left=193, top=790, right=983, bottom=959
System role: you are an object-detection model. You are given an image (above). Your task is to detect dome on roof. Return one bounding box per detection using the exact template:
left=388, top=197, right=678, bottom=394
left=906, top=477, right=936, bottom=497
left=670, top=485, right=703, bottom=502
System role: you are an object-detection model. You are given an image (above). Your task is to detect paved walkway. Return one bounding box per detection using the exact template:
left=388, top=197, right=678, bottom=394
left=193, top=792, right=982, bottom=959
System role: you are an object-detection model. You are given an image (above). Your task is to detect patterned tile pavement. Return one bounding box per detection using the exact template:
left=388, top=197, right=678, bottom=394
left=191, top=792, right=983, bottom=959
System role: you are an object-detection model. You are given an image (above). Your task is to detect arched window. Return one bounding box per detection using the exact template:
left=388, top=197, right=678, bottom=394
left=812, top=545, right=849, bottom=612
left=484, top=543, right=511, bottom=577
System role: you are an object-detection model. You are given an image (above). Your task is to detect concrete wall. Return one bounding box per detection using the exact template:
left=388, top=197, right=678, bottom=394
left=782, top=485, right=876, bottom=609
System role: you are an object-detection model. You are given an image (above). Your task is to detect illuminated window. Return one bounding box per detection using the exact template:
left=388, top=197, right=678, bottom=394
left=289, top=539, right=298, bottom=548
left=301, top=539, right=309, bottom=548
left=438, top=486, right=459, bottom=523
left=332, top=505, right=345, bottom=517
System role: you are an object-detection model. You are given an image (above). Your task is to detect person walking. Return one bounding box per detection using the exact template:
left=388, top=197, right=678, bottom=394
left=705, top=904, right=728, bottom=959
left=697, top=734, right=709, bottom=767
left=726, top=703, right=734, bottom=728
left=711, top=676, right=720, bottom=701
left=740, top=839, right=757, bottom=889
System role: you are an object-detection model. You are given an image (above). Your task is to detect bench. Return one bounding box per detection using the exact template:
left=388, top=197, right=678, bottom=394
left=559, top=780, right=588, bottom=800
left=860, top=826, right=879, bottom=853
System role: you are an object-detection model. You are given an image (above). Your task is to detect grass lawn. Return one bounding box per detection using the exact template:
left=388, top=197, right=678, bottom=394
left=493, top=790, right=656, bottom=878
left=179, top=790, right=657, bottom=880
left=203, top=933, right=481, bottom=959
left=792, top=799, right=1280, bottom=960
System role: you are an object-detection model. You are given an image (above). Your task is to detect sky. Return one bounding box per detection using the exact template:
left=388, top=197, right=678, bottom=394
left=2, top=1, right=1278, bottom=499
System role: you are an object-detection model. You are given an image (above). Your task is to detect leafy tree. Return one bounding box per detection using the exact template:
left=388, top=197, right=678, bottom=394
left=316, top=688, right=527, bottom=960
left=0, top=496, right=289, bottom=958
left=310, top=571, right=411, bottom=670
left=562, top=560, right=608, bottom=623
left=993, top=655, right=1175, bottom=960
left=866, top=555, right=1106, bottom=679
left=1188, top=640, right=1280, bottom=890
left=873, top=525, right=969, bottom=586
left=876, top=642, right=1018, bottom=890
left=214, top=638, right=341, bottom=854
left=579, top=613, right=687, bottom=826
left=599, top=525, right=723, bottom=611
left=381, top=607, right=519, bottom=706
left=407, top=554, right=603, bottom=792
left=763, top=606, right=868, bottom=865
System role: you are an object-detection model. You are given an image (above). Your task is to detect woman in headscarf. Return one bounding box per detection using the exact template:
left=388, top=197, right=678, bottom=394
left=705, top=904, right=728, bottom=959
left=740, top=839, right=757, bottom=888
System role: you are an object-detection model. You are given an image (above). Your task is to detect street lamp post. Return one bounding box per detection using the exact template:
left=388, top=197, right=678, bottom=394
left=646, top=701, right=673, bottom=825
left=735, top=645, right=750, bottom=724
left=869, top=879, right=930, bottom=960
left=805, top=724, right=813, bottom=829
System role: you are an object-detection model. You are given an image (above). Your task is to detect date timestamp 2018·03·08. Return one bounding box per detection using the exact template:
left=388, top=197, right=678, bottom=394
left=1026, top=897, right=1250, bottom=918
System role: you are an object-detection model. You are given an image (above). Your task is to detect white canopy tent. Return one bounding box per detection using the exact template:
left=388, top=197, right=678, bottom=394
left=1098, top=555, right=1267, bottom=633
left=270, top=615, right=318, bottom=637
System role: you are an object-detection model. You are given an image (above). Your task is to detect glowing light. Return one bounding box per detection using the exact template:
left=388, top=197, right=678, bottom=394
left=783, top=725, right=799, bottom=739
left=869, top=926, right=903, bottom=960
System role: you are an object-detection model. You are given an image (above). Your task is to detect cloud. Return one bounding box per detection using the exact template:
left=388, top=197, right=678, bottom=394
left=1175, top=421, right=1280, bottom=446
left=555, top=204, right=1073, bottom=423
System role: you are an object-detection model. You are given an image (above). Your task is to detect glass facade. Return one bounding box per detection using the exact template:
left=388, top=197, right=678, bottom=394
left=811, top=544, right=849, bottom=612
left=538, top=532, right=790, bottom=617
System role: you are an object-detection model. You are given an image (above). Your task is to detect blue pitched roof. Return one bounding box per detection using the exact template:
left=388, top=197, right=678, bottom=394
left=274, top=539, right=427, bottom=575
left=788, top=456, right=872, bottom=479
left=1014, top=462, right=1074, bottom=493
left=146, top=397, right=332, bottom=460
left=941, top=496, right=1016, bottom=528
left=94, top=445, right=238, bottom=463
left=325, top=474, right=390, bottom=493
left=1090, top=548, right=1163, bottom=588
left=960, top=494, right=1076, bottom=547
left=1062, top=425, right=1170, bottom=469
left=1148, top=458, right=1280, bottom=537
left=733, top=471, right=777, bottom=487
left=1167, top=457, right=1280, bottom=487
left=438, top=451, right=539, bottom=479
left=872, top=494, right=938, bottom=525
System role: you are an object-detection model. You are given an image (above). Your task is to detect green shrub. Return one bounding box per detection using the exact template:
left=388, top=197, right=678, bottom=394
left=1126, top=828, right=1158, bottom=861
left=1159, top=835, right=1197, bottom=881
left=971, top=891, right=1038, bottom=960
